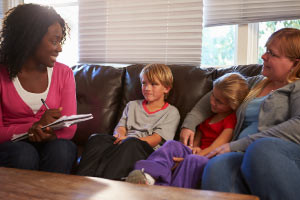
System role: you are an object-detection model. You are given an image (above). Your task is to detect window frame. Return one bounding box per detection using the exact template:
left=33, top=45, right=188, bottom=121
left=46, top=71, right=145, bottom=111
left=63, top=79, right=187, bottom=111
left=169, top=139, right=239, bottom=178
left=201, top=23, right=259, bottom=68
left=236, top=23, right=259, bottom=65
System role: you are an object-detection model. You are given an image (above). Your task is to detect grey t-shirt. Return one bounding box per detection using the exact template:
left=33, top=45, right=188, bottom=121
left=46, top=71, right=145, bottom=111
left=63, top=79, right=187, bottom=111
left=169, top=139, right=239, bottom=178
left=116, top=100, right=180, bottom=149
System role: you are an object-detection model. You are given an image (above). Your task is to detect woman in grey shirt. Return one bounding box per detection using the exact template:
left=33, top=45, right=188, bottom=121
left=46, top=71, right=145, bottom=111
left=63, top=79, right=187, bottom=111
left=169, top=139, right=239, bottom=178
left=181, top=28, right=300, bottom=200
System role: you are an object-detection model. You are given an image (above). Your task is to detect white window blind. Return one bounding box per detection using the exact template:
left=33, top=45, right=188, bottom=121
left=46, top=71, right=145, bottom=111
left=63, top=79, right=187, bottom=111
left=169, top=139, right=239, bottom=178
left=79, top=0, right=203, bottom=65
left=204, top=0, right=300, bottom=27
left=0, top=2, right=7, bottom=21
left=25, top=0, right=77, bottom=7
left=1, top=0, right=23, bottom=28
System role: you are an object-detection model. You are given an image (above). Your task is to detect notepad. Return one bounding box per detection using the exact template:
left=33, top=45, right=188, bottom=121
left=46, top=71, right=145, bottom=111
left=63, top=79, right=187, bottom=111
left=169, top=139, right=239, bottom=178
left=11, top=113, right=93, bottom=142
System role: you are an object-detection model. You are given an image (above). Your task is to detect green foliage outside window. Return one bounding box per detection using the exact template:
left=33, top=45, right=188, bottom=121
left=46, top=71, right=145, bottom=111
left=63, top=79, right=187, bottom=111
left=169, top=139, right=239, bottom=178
left=201, top=25, right=235, bottom=66
left=258, top=20, right=300, bottom=64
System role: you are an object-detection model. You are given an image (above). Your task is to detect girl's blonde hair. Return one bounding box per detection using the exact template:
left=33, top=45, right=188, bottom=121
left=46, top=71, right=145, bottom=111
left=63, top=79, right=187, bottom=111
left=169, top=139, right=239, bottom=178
left=139, top=64, right=173, bottom=98
left=214, top=73, right=249, bottom=110
left=245, top=28, right=300, bottom=101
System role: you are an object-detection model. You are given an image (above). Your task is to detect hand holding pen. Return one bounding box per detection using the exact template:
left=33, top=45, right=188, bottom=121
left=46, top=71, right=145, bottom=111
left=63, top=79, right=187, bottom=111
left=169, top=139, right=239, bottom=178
left=39, top=98, right=62, bottom=126
left=28, top=99, right=62, bottom=142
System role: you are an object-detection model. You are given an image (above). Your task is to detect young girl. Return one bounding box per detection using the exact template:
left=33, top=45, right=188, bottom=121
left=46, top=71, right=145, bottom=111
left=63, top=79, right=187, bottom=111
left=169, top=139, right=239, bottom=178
left=126, top=72, right=249, bottom=188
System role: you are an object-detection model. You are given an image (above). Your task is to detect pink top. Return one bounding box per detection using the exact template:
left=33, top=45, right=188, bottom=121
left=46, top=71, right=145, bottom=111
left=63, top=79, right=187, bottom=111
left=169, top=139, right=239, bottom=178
left=0, top=62, right=77, bottom=143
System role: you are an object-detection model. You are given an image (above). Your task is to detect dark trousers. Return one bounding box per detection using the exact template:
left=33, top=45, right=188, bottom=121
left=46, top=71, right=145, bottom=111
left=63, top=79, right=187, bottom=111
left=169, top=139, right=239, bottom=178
left=0, top=139, right=77, bottom=174
left=77, top=133, right=154, bottom=180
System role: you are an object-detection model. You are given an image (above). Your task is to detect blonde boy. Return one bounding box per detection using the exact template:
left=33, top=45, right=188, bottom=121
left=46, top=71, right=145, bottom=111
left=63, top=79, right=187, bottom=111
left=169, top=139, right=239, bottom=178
left=77, top=64, right=180, bottom=180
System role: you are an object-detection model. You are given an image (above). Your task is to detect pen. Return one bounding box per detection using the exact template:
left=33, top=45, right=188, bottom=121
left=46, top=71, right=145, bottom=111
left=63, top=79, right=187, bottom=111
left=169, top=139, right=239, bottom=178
left=41, top=98, right=49, bottom=109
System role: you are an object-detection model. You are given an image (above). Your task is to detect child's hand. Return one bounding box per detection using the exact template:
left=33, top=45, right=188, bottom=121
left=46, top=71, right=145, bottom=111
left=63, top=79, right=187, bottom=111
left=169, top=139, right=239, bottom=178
left=172, top=157, right=184, bottom=171
left=187, top=145, right=193, bottom=150
left=113, top=133, right=127, bottom=144
left=192, top=147, right=202, bottom=155
left=173, top=157, right=184, bottom=162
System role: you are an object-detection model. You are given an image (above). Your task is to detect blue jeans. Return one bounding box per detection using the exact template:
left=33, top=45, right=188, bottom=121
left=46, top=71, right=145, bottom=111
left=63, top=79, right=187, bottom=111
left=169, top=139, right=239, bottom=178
left=0, top=139, right=77, bottom=174
left=202, top=138, right=300, bottom=200
left=201, top=152, right=249, bottom=193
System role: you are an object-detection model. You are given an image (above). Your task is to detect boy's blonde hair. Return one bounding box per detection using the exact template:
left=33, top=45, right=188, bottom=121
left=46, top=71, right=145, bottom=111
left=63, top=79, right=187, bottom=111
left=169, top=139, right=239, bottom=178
left=245, top=28, right=300, bottom=101
left=139, top=64, right=173, bottom=99
left=213, top=73, right=249, bottom=110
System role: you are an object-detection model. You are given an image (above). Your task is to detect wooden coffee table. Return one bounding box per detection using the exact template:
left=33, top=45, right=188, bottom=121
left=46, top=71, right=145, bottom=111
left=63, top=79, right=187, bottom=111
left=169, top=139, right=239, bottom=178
left=0, top=167, right=259, bottom=200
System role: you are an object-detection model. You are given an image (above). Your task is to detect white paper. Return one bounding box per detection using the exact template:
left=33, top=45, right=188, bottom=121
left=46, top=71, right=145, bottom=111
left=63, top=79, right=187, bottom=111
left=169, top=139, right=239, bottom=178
left=11, top=113, right=93, bottom=142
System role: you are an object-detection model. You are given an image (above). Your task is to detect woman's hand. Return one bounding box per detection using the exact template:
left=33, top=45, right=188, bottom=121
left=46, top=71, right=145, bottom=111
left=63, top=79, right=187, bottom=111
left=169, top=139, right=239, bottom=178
left=39, top=108, right=62, bottom=126
left=206, top=143, right=231, bottom=159
left=28, top=123, right=56, bottom=142
left=180, top=128, right=195, bottom=147
left=28, top=108, right=62, bottom=142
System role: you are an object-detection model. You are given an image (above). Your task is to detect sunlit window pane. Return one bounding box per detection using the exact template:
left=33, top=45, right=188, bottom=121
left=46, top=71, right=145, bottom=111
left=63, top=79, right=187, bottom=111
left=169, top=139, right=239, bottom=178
left=201, top=25, right=236, bottom=66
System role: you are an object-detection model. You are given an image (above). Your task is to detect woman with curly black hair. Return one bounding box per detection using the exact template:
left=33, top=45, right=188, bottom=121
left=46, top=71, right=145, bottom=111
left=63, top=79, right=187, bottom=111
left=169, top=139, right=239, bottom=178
left=0, top=3, right=77, bottom=174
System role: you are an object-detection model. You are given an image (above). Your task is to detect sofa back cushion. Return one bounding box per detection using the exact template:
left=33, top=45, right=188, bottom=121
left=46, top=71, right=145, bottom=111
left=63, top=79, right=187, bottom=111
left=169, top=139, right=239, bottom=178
left=72, top=64, right=124, bottom=145
left=213, top=64, right=263, bottom=80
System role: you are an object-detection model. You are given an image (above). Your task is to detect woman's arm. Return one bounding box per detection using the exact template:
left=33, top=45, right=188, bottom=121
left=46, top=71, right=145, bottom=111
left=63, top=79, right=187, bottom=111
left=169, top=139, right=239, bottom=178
left=180, top=92, right=213, bottom=146
left=0, top=69, right=37, bottom=142
left=181, top=92, right=213, bottom=132
left=181, top=75, right=262, bottom=134
left=0, top=106, right=34, bottom=143
left=54, top=66, right=77, bottom=139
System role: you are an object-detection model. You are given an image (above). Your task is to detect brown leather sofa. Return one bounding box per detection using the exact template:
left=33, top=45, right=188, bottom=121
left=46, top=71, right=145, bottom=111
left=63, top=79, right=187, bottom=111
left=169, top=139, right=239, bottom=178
left=71, top=63, right=262, bottom=157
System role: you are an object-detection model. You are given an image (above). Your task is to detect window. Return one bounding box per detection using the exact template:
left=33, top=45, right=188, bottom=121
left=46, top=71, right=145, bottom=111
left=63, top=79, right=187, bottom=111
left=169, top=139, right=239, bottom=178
left=201, top=25, right=235, bottom=66
left=258, top=19, right=300, bottom=64
left=203, top=0, right=300, bottom=67
left=204, top=20, right=300, bottom=67
left=24, top=0, right=78, bottom=67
